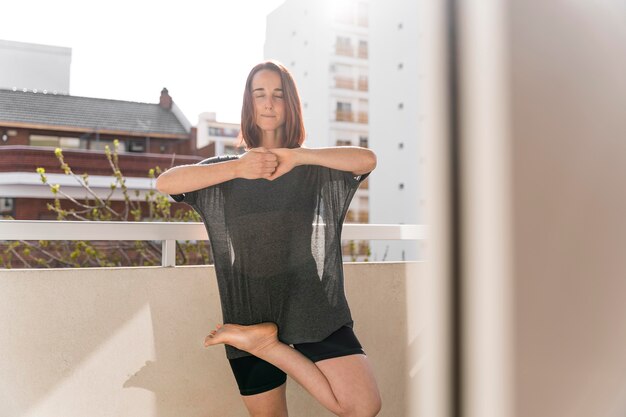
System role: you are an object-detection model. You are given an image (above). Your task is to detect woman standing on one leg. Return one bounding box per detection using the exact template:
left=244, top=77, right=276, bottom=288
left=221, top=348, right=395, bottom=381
left=156, top=60, right=381, bottom=417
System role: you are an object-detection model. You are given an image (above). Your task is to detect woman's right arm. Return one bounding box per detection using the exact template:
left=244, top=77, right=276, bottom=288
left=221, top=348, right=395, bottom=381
left=155, top=148, right=278, bottom=195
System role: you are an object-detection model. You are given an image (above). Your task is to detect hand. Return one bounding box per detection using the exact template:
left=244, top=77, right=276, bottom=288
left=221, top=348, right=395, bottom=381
left=267, top=148, right=300, bottom=181
left=235, top=147, right=278, bottom=179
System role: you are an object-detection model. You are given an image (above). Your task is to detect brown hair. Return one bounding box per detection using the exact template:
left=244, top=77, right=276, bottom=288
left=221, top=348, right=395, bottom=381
left=240, top=60, right=305, bottom=149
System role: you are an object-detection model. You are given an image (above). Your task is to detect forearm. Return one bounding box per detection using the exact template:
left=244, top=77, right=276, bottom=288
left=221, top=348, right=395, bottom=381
left=294, top=147, right=376, bottom=175
left=155, top=160, right=239, bottom=195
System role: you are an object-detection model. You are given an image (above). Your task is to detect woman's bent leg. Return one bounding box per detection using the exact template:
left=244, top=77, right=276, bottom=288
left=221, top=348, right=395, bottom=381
left=315, top=354, right=381, bottom=417
left=205, top=323, right=381, bottom=416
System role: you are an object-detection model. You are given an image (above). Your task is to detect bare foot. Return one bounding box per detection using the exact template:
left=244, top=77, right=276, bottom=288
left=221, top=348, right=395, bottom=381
left=203, top=322, right=278, bottom=355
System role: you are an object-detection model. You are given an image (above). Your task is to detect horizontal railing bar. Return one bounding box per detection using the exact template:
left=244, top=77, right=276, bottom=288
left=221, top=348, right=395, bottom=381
left=0, top=220, right=424, bottom=241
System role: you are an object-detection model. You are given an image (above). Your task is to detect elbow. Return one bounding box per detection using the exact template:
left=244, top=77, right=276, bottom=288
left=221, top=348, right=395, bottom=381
left=365, top=149, right=377, bottom=172
left=155, top=173, right=169, bottom=194
left=353, top=149, right=376, bottom=176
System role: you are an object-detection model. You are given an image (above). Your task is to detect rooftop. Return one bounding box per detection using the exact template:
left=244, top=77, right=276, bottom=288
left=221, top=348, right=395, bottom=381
left=0, top=88, right=188, bottom=137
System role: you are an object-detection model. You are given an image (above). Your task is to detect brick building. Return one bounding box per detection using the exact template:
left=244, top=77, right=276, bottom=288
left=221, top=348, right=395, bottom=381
left=0, top=88, right=204, bottom=219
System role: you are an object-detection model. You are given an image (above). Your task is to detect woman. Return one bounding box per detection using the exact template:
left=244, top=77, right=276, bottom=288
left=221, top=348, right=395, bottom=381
left=156, top=60, right=381, bottom=417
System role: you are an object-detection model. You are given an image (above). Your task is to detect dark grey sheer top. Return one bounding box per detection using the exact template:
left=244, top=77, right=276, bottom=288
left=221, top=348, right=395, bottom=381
left=171, top=155, right=369, bottom=359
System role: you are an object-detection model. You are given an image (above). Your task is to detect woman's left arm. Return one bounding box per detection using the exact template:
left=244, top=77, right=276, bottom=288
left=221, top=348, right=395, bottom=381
left=268, top=146, right=376, bottom=180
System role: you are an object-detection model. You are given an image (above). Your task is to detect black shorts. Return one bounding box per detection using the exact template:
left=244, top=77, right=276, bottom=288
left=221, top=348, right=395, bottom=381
left=228, top=325, right=365, bottom=396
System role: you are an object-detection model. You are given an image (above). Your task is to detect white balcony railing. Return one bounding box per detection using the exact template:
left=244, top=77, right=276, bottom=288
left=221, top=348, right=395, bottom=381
left=0, top=220, right=425, bottom=267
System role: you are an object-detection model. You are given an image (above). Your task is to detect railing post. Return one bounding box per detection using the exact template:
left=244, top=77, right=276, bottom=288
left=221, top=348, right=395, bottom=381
left=162, top=239, right=176, bottom=267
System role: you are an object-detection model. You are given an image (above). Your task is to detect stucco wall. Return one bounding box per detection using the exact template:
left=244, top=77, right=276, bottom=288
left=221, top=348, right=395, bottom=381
left=0, top=262, right=424, bottom=417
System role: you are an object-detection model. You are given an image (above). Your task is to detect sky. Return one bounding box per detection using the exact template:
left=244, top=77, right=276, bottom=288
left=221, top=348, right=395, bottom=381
left=0, top=0, right=286, bottom=124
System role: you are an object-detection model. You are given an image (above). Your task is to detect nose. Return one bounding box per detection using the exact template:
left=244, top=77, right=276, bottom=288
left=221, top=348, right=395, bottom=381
left=264, top=96, right=274, bottom=110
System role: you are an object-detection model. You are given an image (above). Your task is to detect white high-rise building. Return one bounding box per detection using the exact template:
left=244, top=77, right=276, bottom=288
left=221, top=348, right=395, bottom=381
left=369, top=0, right=422, bottom=261
left=265, top=0, right=372, bottom=259
left=265, top=0, right=423, bottom=261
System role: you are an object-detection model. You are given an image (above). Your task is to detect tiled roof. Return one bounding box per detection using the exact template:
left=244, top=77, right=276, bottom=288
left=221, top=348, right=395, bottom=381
left=0, top=89, right=188, bottom=137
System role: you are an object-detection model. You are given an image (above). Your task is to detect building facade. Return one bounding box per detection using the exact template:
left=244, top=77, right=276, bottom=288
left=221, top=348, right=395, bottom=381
left=265, top=0, right=372, bottom=259
left=196, top=112, right=243, bottom=157
left=368, top=0, right=423, bottom=261
left=265, top=0, right=423, bottom=261
left=0, top=87, right=201, bottom=220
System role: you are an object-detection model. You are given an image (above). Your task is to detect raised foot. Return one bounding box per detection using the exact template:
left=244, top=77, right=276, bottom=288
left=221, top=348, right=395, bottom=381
left=203, top=322, right=278, bottom=355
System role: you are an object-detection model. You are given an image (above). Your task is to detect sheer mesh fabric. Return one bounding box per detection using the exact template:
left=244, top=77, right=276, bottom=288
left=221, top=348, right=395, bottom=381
left=171, top=155, right=368, bottom=359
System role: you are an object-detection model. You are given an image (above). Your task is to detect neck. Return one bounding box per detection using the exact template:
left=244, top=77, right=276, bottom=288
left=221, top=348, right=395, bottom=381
left=260, top=128, right=284, bottom=149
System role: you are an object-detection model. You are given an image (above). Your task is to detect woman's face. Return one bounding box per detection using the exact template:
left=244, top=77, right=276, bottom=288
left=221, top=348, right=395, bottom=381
left=251, top=69, right=286, bottom=133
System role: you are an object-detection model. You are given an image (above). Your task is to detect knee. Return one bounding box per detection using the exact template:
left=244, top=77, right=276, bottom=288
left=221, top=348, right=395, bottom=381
left=338, top=392, right=382, bottom=417
left=368, top=392, right=382, bottom=416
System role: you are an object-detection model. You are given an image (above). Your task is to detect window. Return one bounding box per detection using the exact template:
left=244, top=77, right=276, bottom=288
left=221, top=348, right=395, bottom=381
left=0, top=197, right=14, bottom=214
left=337, top=102, right=352, bottom=112
left=224, top=144, right=243, bottom=156
left=336, top=36, right=353, bottom=56
left=129, top=141, right=145, bottom=152
left=336, top=139, right=352, bottom=146
left=30, top=135, right=87, bottom=149
left=209, top=126, right=239, bottom=138
left=358, top=40, right=368, bottom=59
left=359, top=136, right=368, bottom=148
left=90, top=140, right=126, bottom=153
left=336, top=101, right=353, bottom=122
left=358, top=75, right=368, bottom=91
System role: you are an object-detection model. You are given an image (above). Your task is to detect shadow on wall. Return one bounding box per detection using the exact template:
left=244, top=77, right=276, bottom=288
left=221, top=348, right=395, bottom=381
left=0, top=263, right=422, bottom=417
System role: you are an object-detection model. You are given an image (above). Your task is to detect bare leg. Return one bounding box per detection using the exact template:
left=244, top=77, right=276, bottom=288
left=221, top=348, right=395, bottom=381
left=205, top=323, right=381, bottom=416
left=240, top=382, right=289, bottom=417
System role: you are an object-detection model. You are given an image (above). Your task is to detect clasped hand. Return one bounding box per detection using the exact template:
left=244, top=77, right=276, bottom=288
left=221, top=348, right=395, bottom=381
left=237, top=147, right=297, bottom=181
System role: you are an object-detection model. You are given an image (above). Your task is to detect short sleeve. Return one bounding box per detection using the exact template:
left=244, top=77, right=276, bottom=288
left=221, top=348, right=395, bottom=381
left=321, top=167, right=370, bottom=224
left=168, top=155, right=240, bottom=205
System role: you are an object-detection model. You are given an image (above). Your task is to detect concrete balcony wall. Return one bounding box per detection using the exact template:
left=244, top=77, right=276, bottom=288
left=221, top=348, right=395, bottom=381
left=0, top=262, right=425, bottom=417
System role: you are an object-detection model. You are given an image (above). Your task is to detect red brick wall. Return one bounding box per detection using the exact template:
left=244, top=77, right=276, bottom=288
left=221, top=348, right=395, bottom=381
left=14, top=197, right=192, bottom=220
left=0, top=146, right=203, bottom=177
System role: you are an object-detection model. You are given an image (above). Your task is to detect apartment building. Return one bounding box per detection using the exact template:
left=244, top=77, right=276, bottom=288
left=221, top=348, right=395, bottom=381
left=265, top=0, right=423, bottom=261
left=265, top=0, right=371, bottom=259
left=196, top=112, right=243, bottom=157
left=368, top=0, right=422, bottom=261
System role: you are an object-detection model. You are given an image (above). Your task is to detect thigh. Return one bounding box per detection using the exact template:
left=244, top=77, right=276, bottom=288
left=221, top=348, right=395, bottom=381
left=240, top=382, right=288, bottom=417
left=229, top=355, right=289, bottom=417
left=316, top=354, right=381, bottom=416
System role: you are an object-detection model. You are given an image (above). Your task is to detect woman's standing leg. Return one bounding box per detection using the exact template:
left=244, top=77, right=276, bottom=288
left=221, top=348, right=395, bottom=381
left=205, top=323, right=381, bottom=416
left=240, top=383, right=289, bottom=417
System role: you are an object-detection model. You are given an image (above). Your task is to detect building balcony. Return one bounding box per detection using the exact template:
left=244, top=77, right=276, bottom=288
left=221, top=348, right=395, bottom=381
left=334, top=45, right=354, bottom=57
left=0, top=145, right=202, bottom=178
left=358, top=111, right=369, bottom=124
left=334, top=75, right=355, bottom=90
left=335, top=110, right=355, bottom=122
left=0, top=220, right=424, bottom=416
